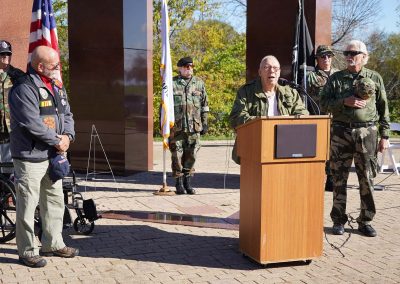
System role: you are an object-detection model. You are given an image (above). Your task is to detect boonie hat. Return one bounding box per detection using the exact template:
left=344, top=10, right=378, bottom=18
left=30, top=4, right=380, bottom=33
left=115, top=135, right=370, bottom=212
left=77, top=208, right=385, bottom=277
left=0, top=40, right=12, bottom=55
left=48, top=154, right=70, bottom=182
left=355, top=77, right=375, bottom=100
left=316, top=45, right=334, bottom=57
left=177, top=56, right=193, bottom=67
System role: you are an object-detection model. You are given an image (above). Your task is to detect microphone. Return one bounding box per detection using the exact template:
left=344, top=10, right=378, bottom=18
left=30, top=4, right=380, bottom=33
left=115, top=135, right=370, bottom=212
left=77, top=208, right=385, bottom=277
left=278, top=78, right=302, bottom=89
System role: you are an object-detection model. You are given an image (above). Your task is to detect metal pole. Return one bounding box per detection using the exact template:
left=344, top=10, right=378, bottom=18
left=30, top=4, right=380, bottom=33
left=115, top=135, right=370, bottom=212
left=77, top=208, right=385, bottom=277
left=301, top=0, right=308, bottom=108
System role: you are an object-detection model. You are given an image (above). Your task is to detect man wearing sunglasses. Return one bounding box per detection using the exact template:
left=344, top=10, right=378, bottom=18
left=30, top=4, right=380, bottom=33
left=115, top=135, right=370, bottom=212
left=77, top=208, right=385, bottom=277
left=0, top=40, right=24, bottom=175
left=170, top=56, right=209, bottom=195
left=9, top=46, right=77, bottom=267
left=321, top=40, right=390, bottom=238
left=229, top=55, right=309, bottom=164
left=306, top=45, right=339, bottom=192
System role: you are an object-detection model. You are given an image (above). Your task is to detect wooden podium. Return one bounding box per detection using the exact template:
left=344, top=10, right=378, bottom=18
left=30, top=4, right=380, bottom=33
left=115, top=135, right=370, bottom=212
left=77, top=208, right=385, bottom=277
left=236, top=115, right=330, bottom=264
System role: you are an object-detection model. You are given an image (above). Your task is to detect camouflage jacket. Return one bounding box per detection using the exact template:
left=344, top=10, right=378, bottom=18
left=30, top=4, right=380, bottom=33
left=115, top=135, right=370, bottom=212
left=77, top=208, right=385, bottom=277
left=229, top=77, right=309, bottom=129
left=172, top=75, right=209, bottom=133
left=0, top=65, right=25, bottom=143
left=306, top=67, right=338, bottom=114
left=320, top=67, right=390, bottom=137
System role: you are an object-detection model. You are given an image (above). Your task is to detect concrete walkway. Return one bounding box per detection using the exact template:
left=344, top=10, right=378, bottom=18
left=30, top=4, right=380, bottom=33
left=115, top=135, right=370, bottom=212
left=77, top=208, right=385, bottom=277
left=1, top=140, right=399, bottom=283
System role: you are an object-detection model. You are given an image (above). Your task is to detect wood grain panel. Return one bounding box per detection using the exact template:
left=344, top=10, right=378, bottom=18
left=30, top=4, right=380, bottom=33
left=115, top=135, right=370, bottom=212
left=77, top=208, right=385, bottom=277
left=238, top=117, right=329, bottom=264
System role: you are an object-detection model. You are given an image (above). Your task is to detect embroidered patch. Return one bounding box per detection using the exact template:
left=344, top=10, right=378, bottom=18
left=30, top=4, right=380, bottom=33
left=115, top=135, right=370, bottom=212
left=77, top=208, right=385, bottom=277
left=40, top=100, right=52, bottom=107
left=39, top=88, right=48, bottom=99
left=58, top=89, right=65, bottom=98
left=42, top=116, right=56, bottom=129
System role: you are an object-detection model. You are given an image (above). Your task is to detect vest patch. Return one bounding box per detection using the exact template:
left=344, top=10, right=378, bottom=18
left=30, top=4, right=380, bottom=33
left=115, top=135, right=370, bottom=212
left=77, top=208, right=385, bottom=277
left=42, top=116, right=56, bottom=129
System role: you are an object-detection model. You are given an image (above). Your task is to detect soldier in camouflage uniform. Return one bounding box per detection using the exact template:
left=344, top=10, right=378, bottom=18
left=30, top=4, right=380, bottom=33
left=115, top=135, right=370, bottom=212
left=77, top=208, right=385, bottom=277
left=229, top=55, right=309, bottom=164
left=0, top=40, right=24, bottom=174
left=170, top=57, right=209, bottom=194
left=306, top=45, right=339, bottom=192
left=321, top=40, right=390, bottom=237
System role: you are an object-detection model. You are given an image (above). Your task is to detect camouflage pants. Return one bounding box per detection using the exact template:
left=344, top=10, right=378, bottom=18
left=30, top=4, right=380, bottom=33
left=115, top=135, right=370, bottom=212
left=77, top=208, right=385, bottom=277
left=329, top=124, right=378, bottom=225
left=169, top=132, right=200, bottom=177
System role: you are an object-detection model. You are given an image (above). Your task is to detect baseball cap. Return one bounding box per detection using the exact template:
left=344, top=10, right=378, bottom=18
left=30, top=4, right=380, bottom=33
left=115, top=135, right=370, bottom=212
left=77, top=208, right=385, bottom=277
left=48, top=154, right=70, bottom=182
left=177, top=56, right=193, bottom=67
left=355, top=77, right=375, bottom=100
left=316, top=45, right=334, bottom=57
left=0, top=40, right=12, bottom=55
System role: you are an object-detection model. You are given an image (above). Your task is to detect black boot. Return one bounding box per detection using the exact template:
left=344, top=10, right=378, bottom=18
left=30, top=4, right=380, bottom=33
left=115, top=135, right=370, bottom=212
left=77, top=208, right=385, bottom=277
left=183, top=175, right=196, bottom=194
left=325, top=175, right=333, bottom=192
left=175, top=176, right=186, bottom=194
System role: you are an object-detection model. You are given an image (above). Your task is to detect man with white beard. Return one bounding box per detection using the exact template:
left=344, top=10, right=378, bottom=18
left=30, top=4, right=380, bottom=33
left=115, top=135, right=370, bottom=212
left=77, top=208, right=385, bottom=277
left=321, top=40, right=390, bottom=238
left=9, top=46, right=78, bottom=267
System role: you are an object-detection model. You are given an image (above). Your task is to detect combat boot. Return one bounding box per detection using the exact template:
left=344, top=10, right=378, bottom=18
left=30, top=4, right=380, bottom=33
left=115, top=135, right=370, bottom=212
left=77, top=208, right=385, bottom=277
left=175, top=176, right=186, bottom=194
left=183, top=175, right=196, bottom=194
left=325, top=175, right=333, bottom=192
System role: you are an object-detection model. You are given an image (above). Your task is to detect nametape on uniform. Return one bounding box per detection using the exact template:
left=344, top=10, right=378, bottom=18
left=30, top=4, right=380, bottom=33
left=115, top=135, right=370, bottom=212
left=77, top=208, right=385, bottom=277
left=40, top=100, right=52, bottom=107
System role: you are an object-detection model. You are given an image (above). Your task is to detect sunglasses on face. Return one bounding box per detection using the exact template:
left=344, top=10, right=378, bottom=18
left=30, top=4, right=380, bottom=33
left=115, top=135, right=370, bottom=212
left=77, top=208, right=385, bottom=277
left=343, top=50, right=363, bottom=57
left=0, top=53, right=11, bottom=57
left=318, top=54, right=332, bottom=59
left=183, top=64, right=194, bottom=69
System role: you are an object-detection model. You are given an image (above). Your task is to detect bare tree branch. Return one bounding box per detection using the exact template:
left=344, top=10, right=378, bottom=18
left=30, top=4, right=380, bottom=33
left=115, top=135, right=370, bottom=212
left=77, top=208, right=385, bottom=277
left=332, top=0, right=382, bottom=46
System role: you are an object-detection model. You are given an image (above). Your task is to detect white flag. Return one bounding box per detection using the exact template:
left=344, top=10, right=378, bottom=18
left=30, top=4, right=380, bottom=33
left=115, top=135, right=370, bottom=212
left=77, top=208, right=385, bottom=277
left=160, top=0, right=174, bottom=149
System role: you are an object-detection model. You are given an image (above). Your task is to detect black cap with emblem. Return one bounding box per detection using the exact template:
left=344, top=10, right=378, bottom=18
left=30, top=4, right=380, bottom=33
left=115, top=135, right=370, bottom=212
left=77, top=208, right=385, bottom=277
left=177, top=56, right=193, bottom=67
left=0, top=40, right=12, bottom=55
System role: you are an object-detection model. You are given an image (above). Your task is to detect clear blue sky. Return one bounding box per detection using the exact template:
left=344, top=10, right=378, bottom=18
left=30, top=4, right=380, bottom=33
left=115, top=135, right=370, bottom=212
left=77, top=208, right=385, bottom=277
left=219, top=0, right=400, bottom=35
left=376, top=0, right=399, bottom=34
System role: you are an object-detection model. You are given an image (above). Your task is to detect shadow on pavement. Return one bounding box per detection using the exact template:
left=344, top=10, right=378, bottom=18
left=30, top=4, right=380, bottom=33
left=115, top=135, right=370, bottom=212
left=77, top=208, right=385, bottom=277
left=79, top=171, right=240, bottom=191
left=60, top=224, right=312, bottom=270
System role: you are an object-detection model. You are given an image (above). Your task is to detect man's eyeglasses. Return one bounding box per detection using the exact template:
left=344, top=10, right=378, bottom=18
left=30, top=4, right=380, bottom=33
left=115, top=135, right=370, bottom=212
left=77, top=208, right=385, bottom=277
left=44, top=62, right=60, bottom=71
left=0, top=53, right=11, bottom=57
left=343, top=50, right=363, bottom=57
left=263, top=65, right=280, bottom=72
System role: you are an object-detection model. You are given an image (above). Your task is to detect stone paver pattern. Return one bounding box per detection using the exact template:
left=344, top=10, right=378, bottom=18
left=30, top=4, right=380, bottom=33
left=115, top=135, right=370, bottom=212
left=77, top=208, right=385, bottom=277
left=1, top=140, right=399, bottom=283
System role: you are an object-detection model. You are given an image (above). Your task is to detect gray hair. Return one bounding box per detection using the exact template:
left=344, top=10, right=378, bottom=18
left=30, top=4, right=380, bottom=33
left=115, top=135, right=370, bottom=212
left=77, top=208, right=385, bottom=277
left=346, top=39, right=369, bottom=65
left=259, top=55, right=279, bottom=69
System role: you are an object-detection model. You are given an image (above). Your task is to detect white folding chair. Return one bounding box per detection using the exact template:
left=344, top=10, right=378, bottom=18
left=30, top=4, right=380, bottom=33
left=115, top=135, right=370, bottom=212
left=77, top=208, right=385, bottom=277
left=379, top=122, right=400, bottom=175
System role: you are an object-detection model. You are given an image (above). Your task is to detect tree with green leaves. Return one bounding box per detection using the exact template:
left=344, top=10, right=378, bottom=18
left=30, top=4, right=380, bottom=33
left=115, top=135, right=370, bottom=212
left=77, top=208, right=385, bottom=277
left=152, top=1, right=246, bottom=137
left=52, top=0, right=69, bottom=91
left=367, top=32, right=400, bottom=122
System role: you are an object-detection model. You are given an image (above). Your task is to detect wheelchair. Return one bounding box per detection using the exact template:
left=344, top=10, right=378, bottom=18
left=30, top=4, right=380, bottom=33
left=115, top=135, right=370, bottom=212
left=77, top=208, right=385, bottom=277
left=0, top=162, right=100, bottom=244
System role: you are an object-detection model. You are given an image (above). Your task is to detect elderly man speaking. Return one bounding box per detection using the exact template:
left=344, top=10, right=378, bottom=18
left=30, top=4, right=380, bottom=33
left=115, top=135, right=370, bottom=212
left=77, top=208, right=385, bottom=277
left=321, top=40, right=390, bottom=238
left=229, top=55, right=309, bottom=164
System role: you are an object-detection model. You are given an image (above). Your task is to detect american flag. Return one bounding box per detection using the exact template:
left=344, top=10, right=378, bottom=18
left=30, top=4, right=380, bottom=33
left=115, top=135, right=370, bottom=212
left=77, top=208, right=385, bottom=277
left=28, top=0, right=61, bottom=78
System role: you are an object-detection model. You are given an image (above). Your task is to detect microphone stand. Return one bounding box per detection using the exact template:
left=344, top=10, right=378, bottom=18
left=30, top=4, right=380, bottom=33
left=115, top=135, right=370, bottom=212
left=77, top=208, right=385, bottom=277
left=293, top=85, right=320, bottom=115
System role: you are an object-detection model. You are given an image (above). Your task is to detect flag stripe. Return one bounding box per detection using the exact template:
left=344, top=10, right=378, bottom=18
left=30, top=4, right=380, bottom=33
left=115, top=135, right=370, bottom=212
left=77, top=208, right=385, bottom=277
left=28, top=0, right=62, bottom=81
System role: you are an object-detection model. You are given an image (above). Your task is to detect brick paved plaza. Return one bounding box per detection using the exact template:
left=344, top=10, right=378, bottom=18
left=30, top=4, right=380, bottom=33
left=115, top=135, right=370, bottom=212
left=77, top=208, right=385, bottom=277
left=1, top=141, right=399, bottom=283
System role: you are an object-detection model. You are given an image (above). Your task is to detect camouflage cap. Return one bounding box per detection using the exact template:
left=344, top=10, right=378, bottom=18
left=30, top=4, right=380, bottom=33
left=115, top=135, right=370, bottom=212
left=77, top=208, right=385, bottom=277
left=177, top=56, right=193, bottom=67
left=0, top=40, right=12, bottom=54
left=355, top=77, right=375, bottom=100
left=316, top=45, right=334, bottom=57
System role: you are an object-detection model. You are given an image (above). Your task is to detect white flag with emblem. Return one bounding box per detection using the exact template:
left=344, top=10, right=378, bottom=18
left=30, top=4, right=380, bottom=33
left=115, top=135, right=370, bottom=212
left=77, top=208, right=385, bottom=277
left=160, top=0, right=174, bottom=149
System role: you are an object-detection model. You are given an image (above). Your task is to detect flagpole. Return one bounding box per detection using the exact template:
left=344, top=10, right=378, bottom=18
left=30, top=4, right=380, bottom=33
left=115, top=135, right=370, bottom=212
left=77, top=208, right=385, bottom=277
left=154, top=0, right=175, bottom=196
left=163, top=148, right=167, bottom=187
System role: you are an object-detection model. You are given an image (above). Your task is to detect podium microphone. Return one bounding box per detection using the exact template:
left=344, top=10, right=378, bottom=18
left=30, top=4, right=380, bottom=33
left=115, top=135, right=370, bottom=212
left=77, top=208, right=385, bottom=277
left=277, top=78, right=321, bottom=115
left=278, top=78, right=301, bottom=90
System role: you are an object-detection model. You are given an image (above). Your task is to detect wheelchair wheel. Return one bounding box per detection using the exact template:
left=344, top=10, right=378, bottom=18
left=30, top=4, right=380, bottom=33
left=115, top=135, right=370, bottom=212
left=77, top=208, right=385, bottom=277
left=0, top=178, right=16, bottom=243
left=73, top=217, right=95, bottom=235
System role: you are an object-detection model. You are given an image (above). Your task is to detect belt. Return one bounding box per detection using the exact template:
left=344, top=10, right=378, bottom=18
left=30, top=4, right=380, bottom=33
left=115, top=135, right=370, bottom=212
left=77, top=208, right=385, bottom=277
left=333, top=121, right=375, bottom=128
